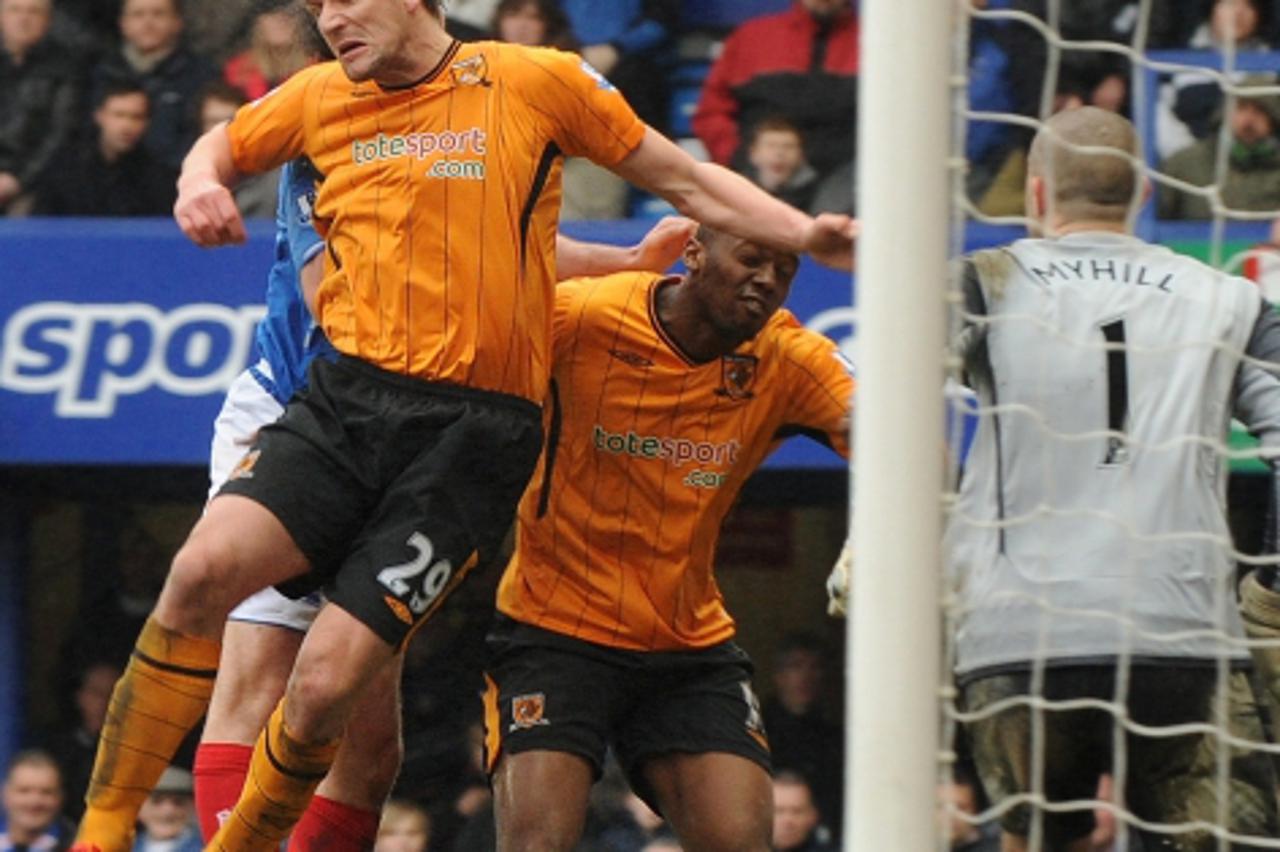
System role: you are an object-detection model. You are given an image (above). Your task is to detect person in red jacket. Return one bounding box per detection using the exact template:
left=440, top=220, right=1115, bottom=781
left=692, top=0, right=858, bottom=212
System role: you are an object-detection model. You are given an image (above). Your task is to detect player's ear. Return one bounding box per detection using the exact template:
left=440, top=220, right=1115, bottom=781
left=683, top=236, right=705, bottom=273
left=1026, top=175, right=1046, bottom=221
left=1140, top=174, right=1152, bottom=208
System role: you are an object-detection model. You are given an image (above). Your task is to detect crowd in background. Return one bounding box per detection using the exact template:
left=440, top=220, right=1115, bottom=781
left=5, top=0, right=1280, bottom=850
left=3, top=0, right=1280, bottom=222
left=968, top=0, right=1280, bottom=221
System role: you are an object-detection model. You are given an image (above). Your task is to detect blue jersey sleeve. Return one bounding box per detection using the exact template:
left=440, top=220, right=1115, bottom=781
left=282, top=157, right=323, bottom=270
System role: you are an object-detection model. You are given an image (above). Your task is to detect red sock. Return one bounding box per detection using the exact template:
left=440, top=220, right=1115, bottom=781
left=192, top=742, right=252, bottom=842
left=287, top=795, right=381, bottom=852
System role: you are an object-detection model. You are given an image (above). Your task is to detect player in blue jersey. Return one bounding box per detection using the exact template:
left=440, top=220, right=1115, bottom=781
left=186, top=155, right=698, bottom=850
left=190, top=156, right=388, bottom=848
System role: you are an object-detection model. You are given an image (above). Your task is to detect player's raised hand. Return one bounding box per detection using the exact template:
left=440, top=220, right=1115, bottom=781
left=174, top=178, right=247, bottom=248
left=804, top=214, right=859, bottom=272
left=633, top=215, right=698, bottom=272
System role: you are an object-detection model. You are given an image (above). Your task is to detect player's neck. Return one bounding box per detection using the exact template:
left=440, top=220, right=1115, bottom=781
left=1046, top=218, right=1131, bottom=238
left=376, top=27, right=455, bottom=87
left=656, top=280, right=741, bottom=364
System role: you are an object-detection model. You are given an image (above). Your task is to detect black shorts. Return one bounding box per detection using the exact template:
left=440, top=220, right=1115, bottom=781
left=961, top=665, right=1278, bottom=849
left=219, top=355, right=543, bottom=649
left=481, top=617, right=771, bottom=809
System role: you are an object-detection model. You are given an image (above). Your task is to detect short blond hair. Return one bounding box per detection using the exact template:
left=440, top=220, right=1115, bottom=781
left=1027, top=106, right=1140, bottom=223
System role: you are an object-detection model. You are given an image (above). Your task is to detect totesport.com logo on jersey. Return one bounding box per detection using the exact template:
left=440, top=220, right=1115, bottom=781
left=351, top=130, right=487, bottom=180
left=593, top=425, right=740, bottom=489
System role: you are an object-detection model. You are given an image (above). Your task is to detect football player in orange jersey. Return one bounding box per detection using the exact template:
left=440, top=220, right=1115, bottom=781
left=485, top=226, right=853, bottom=852
left=190, top=215, right=696, bottom=852
left=72, top=0, right=856, bottom=847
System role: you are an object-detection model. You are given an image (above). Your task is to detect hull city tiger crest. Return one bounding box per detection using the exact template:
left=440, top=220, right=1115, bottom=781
left=510, top=693, right=550, bottom=731
left=717, top=354, right=758, bottom=400
left=451, top=54, right=490, bottom=87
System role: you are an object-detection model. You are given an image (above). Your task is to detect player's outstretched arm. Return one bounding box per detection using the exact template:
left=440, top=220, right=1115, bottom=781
left=554, top=216, right=697, bottom=280
left=611, top=128, right=856, bottom=271
left=175, top=122, right=247, bottom=248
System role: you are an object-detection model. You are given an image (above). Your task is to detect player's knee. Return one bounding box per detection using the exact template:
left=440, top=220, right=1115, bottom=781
left=497, top=818, right=579, bottom=852
left=496, top=793, right=583, bottom=852
left=157, top=539, right=240, bottom=632
left=283, top=655, right=363, bottom=743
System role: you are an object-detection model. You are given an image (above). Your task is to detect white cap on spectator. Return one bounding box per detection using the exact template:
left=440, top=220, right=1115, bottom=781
left=152, top=767, right=194, bottom=797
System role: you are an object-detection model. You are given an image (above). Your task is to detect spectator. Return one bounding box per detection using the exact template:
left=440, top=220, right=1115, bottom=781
left=222, top=7, right=311, bottom=101
left=761, top=632, right=844, bottom=840
left=90, top=0, right=217, bottom=169
left=41, top=661, right=121, bottom=823
left=772, top=771, right=834, bottom=852
left=132, top=768, right=200, bottom=852
left=490, top=0, right=574, bottom=50
left=1159, top=76, right=1280, bottom=219
left=1156, top=0, right=1272, bottom=159
left=693, top=0, right=858, bottom=211
left=194, top=81, right=277, bottom=218
left=0, top=0, right=79, bottom=216
left=46, top=0, right=120, bottom=64
left=36, top=80, right=177, bottom=216
left=1009, top=0, right=1193, bottom=47
left=744, top=117, right=819, bottom=211
left=181, top=0, right=256, bottom=63
left=939, top=766, right=999, bottom=852
left=558, top=0, right=679, bottom=132
left=0, top=751, right=71, bottom=852
left=1187, top=0, right=1270, bottom=49
left=372, top=800, right=430, bottom=852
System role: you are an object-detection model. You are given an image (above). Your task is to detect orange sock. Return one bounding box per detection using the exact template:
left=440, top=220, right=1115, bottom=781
left=76, top=617, right=220, bottom=851
left=209, top=700, right=340, bottom=852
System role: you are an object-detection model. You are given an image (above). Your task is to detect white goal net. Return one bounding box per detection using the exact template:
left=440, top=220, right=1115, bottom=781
left=850, top=1, right=1280, bottom=850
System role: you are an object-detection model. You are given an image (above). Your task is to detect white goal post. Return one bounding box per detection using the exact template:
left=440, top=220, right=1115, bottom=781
left=847, top=0, right=954, bottom=848
left=843, top=0, right=1280, bottom=848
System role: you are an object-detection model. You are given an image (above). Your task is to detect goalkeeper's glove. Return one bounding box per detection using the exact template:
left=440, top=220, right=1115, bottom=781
left=826, top=537, right=853, bottom=617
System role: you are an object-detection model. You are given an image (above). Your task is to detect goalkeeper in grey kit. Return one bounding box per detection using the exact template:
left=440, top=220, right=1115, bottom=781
left=949, top=106, right=1280, bottom=851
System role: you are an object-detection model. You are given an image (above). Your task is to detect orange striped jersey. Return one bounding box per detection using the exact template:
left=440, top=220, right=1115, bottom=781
left=497, top=271, right=855, bottom=651
left=225, top=41, right=645, bottom=403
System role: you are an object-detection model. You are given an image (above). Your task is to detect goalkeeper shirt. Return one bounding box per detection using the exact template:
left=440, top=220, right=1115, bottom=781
left=950, top=231, right=1280, bottom=677
left=497, top=271, right=854, bottom=651
left=226, top=42, right=645, bottom=404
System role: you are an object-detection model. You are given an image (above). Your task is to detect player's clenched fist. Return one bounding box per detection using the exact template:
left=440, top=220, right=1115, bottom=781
left=804, top=213, right=859, bottom=272
left=174, top=177, right=247, bottom=247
